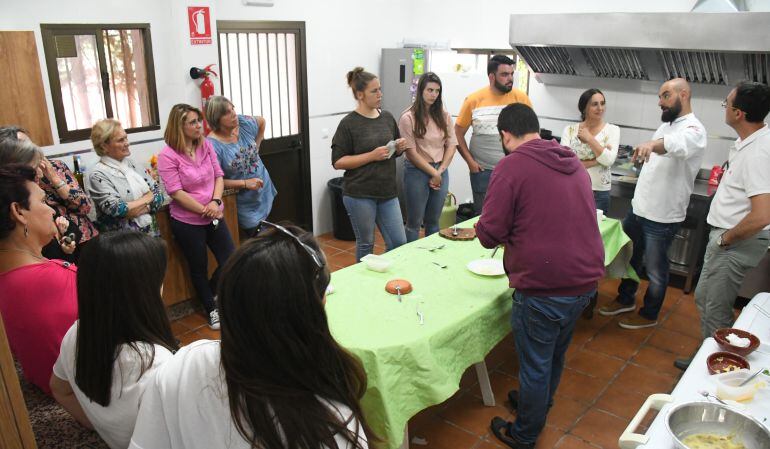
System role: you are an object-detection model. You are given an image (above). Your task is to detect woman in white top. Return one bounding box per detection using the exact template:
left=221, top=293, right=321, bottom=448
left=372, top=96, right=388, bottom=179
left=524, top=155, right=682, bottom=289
left=560, top=88, right=620, bottom=213
left=50, top=231, right=178, bottom=449
left=398, top=72, right=457, bottom=242
left=129, top=223, right=371, bottom=449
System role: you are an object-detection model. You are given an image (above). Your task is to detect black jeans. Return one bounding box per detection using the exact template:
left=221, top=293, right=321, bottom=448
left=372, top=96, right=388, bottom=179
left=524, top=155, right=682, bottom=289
left=170, top=217, right=236, bottom=313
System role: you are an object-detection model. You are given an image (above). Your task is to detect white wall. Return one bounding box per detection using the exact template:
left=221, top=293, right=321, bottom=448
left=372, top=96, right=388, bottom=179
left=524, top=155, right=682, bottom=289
left=0, top=0, right=759, bottom=235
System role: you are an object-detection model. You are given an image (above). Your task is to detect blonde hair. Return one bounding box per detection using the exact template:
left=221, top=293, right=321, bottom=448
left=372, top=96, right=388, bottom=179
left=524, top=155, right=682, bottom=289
left=91, top=119, right=123, bottom=156
left=346, top=67, right=377, bottom=100
left=204, top=96, right=235, bottom=132
left=164, top=104, right=203, bottom=153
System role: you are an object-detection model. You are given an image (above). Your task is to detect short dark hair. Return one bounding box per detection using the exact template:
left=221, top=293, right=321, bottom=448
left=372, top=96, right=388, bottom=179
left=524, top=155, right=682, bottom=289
left=497, top=103, right=540, bottom=138
left=0, top=164, right=36, bottom=240
left=578, top=88, right=605, bottom=121
left=0, top=125, right=28, bottom=143
left=487, top=55, right=515, bottom=75
left=75, top=231, right=177, bottom=406
left=733, top=81, right=770, bottom=123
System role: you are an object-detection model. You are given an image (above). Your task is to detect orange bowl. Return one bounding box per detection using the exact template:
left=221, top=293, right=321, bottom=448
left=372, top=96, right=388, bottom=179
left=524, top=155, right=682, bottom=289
left=713, top=328, right=760, bottom=357
left=706, top=351, right=750, bottom=375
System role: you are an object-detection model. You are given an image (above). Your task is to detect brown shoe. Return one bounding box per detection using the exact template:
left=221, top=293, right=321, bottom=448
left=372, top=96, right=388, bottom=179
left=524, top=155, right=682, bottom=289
left=618, top=315, right=657, bottom=329
left=598, top=301, right=635, bottom=316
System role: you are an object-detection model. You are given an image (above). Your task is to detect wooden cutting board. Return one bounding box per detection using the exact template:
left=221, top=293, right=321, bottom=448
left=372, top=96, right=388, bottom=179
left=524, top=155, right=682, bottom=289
left=438, top=227, right=476, bottom=241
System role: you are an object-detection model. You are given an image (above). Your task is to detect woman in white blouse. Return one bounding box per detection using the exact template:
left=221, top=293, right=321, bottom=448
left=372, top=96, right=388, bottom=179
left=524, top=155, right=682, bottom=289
left=560, top=88, right=620, bottom=213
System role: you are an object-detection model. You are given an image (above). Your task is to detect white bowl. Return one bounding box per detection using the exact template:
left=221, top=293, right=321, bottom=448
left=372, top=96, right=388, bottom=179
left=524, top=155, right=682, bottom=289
left=361, top=254, right=392, bottom=272
left=466, top=259, right=505, bottom=276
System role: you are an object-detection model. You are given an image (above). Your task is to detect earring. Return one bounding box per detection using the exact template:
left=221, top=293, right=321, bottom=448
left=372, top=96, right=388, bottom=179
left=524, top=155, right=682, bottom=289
left=24, top=225, right=28, bottom=238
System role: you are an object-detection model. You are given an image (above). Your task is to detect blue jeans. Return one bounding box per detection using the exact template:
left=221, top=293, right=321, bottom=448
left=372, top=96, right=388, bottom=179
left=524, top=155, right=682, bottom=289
left=404, top=161, right=449, bottom=242
left=508, top=290, right=593, bottom=444
left=617, top=209, right=680, bottom=320
left=342, top=195, right=406, bottom=262
left=469, top=169, right=492, bottom=215
left=593, top=190, right=610, bottom=214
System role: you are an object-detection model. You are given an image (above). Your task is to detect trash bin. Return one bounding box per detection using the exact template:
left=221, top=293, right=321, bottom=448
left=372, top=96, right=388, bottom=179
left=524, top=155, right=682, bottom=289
left=327, top=177, right=356, bottom=241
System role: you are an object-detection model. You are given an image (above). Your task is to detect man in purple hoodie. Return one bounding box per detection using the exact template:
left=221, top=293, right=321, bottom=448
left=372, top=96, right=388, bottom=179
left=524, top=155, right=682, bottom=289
left=477, top=103, right=605, bottom=449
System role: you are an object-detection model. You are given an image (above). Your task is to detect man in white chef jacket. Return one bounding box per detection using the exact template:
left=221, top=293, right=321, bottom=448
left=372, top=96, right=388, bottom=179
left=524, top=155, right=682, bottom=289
left=675, top=82, right=770, bottom=369
left=599, top=78, right=707, bottom=330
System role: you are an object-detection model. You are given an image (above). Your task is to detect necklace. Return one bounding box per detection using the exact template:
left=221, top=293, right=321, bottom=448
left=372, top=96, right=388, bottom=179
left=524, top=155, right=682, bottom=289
left=0, top=247, right=46, bottom=261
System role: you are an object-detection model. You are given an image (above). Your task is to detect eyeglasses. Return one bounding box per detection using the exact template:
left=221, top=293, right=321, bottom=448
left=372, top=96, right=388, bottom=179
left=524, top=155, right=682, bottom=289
left=259, top=220, right=325, bottom=270
left=721, top=99, right=742, bottom=112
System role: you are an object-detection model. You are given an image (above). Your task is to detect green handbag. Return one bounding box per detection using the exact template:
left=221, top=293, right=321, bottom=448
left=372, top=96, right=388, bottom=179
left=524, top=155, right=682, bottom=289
left=438, top=192, right=458, bottom=230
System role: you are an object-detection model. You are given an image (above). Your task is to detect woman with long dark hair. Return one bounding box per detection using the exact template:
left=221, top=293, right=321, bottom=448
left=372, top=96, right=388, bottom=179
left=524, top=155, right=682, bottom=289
left=398, top=72, right=457, bottom=242
left=559, top=88, right=620, bottom=213
left=130, top=223, right=373, bottom=449
left=50, top=231, right=178, bottom=448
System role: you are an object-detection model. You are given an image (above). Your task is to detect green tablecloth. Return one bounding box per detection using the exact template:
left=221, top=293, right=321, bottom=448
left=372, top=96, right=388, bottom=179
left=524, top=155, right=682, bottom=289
left=325, top=217, right=633, bottom=448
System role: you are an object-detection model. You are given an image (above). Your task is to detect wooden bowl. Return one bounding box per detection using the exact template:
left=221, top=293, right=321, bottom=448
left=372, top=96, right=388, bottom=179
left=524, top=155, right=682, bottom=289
left=706, top=351, right=750, bottom=375
left=385, top=279, right=413, bottom=295
left=713, top=328, right=760, bottom=357
left=438, top=227, right=476, bottom=241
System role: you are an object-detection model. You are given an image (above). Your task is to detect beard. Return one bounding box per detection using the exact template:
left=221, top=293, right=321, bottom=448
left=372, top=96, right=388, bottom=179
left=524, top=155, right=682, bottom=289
left=494, top=79, right=513, bottom=93
left=661, top=98, right=682, bottom=123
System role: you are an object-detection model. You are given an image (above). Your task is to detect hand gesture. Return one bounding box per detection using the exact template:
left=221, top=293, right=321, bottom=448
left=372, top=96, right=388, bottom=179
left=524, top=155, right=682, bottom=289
left=201, top=202, right=220, bottom=218
left=60, top=238, right=76, bottom=255
left=576, top=125, right=592, bottom=144
left=429, top=173, right=442, bottom=190
left=466, top=158, right=482, bottom=174
left=370, top=146, right=390, bottom=162
left=244, top=178, right=264, bottom=190
left=632, top=141, right=656, bottom=163
left=395, top=138, right=407, bottom=152
left=55, top=216, right=70, bottom=235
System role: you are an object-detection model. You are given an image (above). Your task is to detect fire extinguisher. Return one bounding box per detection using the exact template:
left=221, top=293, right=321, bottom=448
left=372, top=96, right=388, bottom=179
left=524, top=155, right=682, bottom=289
left=190, top=64, right=218, bottom=134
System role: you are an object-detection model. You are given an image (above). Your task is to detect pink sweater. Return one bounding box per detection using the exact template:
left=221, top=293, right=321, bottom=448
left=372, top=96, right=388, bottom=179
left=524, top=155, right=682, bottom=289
left=158, top=140, right=224, bottom=226
left=0, top=260, right=78, bottom=394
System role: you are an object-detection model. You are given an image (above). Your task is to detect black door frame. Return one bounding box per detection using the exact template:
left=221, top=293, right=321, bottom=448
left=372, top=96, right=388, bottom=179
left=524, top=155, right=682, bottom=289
left=215, top=20, right=312, bottom=231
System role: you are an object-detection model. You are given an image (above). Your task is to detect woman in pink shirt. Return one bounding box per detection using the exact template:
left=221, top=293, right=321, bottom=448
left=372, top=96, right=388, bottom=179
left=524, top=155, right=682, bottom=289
left=158, top=104, right=235, bottom=330
left=398, top=72, right=457, bottom=242
left=0, top=164, right=78, bottom=394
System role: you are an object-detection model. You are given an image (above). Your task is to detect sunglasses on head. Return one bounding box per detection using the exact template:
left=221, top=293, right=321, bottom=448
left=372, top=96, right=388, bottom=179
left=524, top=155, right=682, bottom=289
left=258, top=220, right=325, bottom=270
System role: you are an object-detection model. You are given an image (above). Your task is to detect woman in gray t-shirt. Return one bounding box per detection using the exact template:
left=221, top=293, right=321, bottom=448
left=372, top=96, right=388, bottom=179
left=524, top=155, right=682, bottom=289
left=331, top=67, right=407, bottom=261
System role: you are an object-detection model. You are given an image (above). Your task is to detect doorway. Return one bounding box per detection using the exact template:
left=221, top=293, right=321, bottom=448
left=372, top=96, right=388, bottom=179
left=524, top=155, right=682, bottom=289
left=216, top=21, right=312, bottom=231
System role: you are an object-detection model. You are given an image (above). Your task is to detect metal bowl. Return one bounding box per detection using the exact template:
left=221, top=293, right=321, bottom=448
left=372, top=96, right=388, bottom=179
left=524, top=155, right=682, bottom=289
left=666, top=401, right=770, bottom=449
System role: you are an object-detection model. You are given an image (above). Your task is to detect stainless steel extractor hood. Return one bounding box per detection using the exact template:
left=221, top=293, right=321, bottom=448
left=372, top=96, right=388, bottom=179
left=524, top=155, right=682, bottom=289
left=509, top=12, right=770, bottom=93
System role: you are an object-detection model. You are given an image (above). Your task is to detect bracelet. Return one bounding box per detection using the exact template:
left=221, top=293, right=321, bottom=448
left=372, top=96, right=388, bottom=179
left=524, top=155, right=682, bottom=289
left=53, top=181, right=67, bottom=190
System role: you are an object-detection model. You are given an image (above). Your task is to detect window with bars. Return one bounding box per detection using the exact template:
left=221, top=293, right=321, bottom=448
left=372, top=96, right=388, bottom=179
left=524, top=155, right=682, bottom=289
left=218, top=31, right=300, bottom=140
left=40, top=24, right=160, bottom=143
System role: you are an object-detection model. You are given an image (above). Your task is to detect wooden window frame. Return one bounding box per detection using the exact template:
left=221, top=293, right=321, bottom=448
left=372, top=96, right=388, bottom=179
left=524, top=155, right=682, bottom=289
left=40, top=23, right=161, bottom=143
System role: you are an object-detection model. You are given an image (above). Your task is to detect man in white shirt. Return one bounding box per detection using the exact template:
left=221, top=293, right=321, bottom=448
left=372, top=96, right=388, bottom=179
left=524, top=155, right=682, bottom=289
left=674, top=82, right=770, bottom=369
left=599, top=78, right=707, bottom=329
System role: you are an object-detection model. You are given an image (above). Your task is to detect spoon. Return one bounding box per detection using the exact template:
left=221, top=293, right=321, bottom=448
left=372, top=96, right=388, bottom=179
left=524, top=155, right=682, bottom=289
left=490, top=246, right=500, bottom=259
left=452, top=224, right=458, bottom=237
left=396, top=285, right=402, bottom=303
left=432, top=261, right=447, bottom=269
left=698, top=390, right=729, bottom=406
left=738, top=368, right=764, bottom=387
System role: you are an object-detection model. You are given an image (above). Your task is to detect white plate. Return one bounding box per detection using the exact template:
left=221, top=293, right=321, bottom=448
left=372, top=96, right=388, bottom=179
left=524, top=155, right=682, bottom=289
left=466, top=259, right=505, bottom=276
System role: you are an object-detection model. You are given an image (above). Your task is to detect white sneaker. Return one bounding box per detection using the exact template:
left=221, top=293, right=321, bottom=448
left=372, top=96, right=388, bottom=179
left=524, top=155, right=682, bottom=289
left=208, top=309, right=221, bottom=330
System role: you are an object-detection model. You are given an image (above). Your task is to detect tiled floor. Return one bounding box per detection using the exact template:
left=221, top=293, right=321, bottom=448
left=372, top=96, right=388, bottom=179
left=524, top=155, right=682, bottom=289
left=171, top=231, right=703, bottom=449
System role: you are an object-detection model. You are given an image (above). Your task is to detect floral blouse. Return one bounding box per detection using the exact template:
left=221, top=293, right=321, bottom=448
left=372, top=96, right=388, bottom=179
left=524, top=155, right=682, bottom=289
left=38, top=159, right=98, bottom=244
left=560, top=122, right=620, bottom=192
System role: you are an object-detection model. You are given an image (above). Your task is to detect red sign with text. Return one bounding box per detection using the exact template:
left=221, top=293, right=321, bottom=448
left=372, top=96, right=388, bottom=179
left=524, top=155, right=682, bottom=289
left=187, top=7, right=212, bottom=45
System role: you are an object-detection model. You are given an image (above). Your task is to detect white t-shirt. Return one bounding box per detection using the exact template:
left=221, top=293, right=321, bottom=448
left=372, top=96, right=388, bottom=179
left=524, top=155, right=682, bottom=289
left=53, top=322, right=174, bottom=449
left=708, top=125, right=770, bottom=230
left=128, top=340, right=368, bottom=449
left=560, top=122, right=620, bottom=191
left=632, top=113, right=707, bottom=223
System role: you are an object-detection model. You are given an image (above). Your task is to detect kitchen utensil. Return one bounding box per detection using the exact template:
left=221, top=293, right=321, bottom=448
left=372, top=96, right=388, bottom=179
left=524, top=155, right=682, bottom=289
left=713, top=328, right=760, bottom=357
left=714, top=369, right=766, bottom=402
left=466, top=259, right=505, bottom=276
left=666, top=401, right=770, bottom=449
left=418, top=244, right=445, bottom=252
left=698, top=389, right=729, bottom=406
left=416, top=303, right=424, bottom=325
left=361, top=254, right=392, bottom=272
left=452, top=224, right=459, bottom=236
left=432, top=261, right=447, bottom=269
left=490, top=246, right=500, bottom=259
left=739, top=368, right=765, bottom=387
left=706, top=351, right=750, bottom=375
left=752, top=303, right=770, bottom=319
left=396, top=286, right=402, bottom=302
left=385, top=279, right=413, bottom=300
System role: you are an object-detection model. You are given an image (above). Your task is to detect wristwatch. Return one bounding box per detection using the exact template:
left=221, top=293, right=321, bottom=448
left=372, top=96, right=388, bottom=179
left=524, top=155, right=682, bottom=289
left=717, top=232, right=729, bottom=248
left=212, top=198, right=222, bottom=206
